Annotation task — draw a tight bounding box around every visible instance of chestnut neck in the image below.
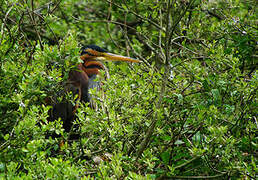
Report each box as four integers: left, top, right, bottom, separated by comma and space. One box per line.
82, 60, 104, 78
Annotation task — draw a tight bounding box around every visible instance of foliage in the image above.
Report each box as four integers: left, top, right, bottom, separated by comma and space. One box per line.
0, 0, 257, 179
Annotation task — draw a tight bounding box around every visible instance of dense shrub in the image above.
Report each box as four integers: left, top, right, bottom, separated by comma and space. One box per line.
0, 0, 256, 179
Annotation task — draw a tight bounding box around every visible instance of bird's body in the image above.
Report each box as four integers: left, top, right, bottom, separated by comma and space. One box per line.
48, 45, 140, 132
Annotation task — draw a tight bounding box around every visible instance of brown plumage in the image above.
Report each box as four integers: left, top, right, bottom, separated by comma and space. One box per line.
48, 45, 140, 132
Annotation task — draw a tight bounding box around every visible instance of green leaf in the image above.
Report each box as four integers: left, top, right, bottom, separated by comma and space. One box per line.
175, 140, 185, 145
161, 151, 170, 165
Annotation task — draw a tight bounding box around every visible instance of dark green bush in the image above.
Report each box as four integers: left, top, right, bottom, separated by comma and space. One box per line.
0, 0, 256, 179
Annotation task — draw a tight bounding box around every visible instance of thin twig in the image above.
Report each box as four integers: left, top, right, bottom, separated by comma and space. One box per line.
0, 4, 14, 45
158, 172, 228, 179
22, 0, 43, 50
105, 0, 165, 31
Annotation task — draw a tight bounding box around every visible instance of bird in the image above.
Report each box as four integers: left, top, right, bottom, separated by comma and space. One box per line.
48, 45, 140, 133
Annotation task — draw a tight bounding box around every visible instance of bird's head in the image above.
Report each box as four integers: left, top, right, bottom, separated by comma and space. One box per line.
80, 45, 140, 63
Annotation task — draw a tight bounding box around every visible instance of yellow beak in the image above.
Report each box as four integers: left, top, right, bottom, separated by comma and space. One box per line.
96, 52, 140, 63
80, 48, 141, 63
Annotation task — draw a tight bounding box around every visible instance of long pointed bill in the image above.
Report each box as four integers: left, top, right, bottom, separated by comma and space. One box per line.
98, 52, 141, 63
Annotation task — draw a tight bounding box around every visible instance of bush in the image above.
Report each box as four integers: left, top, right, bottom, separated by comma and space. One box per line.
0, 0, 256, 179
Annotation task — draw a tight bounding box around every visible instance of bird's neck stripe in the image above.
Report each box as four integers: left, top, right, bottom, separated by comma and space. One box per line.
83, 61, 104, 70
81, 61, 104, 77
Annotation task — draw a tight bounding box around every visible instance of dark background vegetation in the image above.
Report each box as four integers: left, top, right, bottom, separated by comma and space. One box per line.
0, 0, 257, 179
